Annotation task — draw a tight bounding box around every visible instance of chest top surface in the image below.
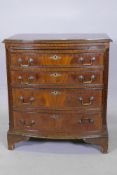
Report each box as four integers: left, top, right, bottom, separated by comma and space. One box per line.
3, 33, 112, 43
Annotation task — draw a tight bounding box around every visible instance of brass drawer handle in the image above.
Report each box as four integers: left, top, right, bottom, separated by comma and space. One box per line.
50, 55, 61, 61
19, 96, 35, 104
79, 75, 96, 84
79, 57, 96, 66
28, 76, 35, 82
50, 114, 59, 119
18, 75, 23, 82
25, 76, 35, 85
50, 73, 61, 78
18, 75, 34, 85
19, 119, 36, 128
78, 118, 94, 124
79, 96, 94, 106
18, 58, 34, 67
51, 90, 61, 96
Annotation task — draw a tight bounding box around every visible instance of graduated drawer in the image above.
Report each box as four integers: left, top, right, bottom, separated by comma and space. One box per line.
12, 88, 102, 110
10, 69, 103, 87
13, 111, 102, 135
10, 52, 104, 67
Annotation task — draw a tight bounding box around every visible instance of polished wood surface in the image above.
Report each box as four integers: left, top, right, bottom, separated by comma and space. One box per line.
12, 88, 102, 109
4, 33, 112, 42
11, 69, 103, 86
13, 111, 102, 134
10, 52, 104, 67
4, 33, 111, 152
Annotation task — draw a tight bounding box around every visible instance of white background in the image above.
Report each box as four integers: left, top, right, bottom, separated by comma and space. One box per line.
0, 0, 117, 175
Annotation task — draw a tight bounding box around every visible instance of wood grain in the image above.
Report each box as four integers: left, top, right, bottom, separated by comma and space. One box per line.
4, 33, 111, 152
10, 69, 103, 87
13, 111, 102, 135
12, 88, 103, 110
10, 52, 104, 67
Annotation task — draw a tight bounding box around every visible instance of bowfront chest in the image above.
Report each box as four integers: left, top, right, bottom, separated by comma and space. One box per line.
4, 34, 112, 152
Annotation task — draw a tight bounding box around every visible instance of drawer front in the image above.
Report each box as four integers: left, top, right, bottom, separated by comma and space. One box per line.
13, 111, 102, 134
12, 88, 102, 109
10, 52, 104, 67
11, 70, 103, 86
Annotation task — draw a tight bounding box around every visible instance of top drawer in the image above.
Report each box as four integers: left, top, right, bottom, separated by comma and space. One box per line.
10, 51, 104, 68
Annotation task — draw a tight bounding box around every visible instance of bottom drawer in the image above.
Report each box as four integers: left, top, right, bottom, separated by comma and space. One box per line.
13, 111, 102, 136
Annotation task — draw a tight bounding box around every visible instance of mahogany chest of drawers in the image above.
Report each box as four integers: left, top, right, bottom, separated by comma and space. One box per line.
4, 34, 112, 153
